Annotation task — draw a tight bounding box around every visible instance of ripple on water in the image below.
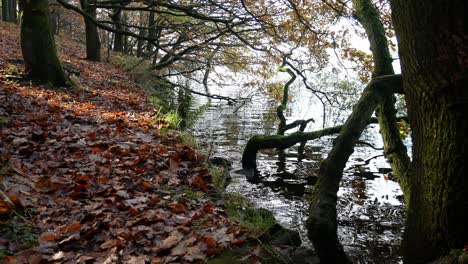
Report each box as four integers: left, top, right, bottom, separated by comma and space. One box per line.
193, 92, 407, 263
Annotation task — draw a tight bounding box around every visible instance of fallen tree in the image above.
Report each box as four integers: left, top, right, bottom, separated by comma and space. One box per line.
241, 112, 408, 170
242, 125, 342, 169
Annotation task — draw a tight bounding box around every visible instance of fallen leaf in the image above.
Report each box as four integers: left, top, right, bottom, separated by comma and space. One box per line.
100, 239, 120, 249
161, 231, 184, 249
205, 237, 217, 248
39, 232, 62, 243
91, 147, 103, 153
35, 176, 61, 192
57, 222, 82, 233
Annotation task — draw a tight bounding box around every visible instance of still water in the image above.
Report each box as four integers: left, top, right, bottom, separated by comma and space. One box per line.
192, 86, 407, 263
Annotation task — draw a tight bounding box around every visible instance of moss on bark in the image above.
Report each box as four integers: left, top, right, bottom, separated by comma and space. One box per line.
353, 0, 411, 203
20, 0, 67, 86
391, 0, 468, 262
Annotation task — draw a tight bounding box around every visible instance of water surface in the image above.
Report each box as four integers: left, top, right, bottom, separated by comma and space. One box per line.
192, 87, 406, 263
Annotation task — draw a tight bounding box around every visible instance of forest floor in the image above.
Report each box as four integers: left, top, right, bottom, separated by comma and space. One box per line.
0, 22, 284, 263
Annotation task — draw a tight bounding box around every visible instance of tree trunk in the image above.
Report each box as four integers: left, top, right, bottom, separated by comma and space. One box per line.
353, 0, 411, 202
147, 9, 155, 52
306, 74, 402, 263
20, 0, 67, 86
390, 0, 468, 262
80, 0, 100, 61
276, 65, 296, 135
110, 5, 123, 52
2, 0, 17, 22
136, 12, 145, 58
48, 0, 58, 35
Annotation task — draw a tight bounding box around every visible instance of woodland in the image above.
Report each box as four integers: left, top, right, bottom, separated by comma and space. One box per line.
0, 0, 467, 263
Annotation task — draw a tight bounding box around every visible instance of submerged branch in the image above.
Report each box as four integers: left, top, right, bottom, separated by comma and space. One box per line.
242, 125, 343, 169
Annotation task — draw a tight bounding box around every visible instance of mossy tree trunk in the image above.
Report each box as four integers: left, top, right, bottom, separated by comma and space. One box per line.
242, 125, 343, 169
390, 0, 468, 262
20, 0, 67, 86
276, 66, 296, 135
353, 0, 411, 202
80, 0, 100, 61
305, 74, 402, 263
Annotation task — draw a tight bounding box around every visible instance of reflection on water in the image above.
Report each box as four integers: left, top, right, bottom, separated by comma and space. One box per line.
192, 88, 406, 263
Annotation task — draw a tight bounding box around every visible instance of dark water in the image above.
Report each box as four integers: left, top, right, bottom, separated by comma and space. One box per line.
192, 88, 407, 264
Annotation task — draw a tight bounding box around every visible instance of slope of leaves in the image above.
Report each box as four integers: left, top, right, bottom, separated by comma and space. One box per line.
0, 22, 248, 263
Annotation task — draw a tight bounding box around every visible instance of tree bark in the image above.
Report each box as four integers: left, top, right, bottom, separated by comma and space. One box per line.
390, 0, 468, 262
80, 0, 100, 61
110, 4, 123, 52
353, 0, 411, 202
48, 0, 58, 34
306, 74, 402, 263
20, 0, 67, 86
2, 0, 17, 22
147, 9, 155, 52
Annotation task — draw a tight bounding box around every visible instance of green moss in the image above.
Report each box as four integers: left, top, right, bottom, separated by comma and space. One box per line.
0, 116, 11, 126
209, 167, 226, 191
222, 193, 276, 236
0, 211, 39, 259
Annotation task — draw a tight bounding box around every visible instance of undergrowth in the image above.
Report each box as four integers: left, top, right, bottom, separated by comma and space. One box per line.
0, 210, 38, 259
209, 168, 276, 237
111, 54, 209, 130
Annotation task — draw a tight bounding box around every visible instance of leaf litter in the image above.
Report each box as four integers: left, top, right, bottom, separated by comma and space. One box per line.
0, 22, 250, 263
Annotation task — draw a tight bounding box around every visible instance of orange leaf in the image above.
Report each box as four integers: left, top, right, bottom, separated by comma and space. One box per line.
141, 181, 152, 189
205, 237, 217, 248
39, 232, 62, 242
159, 146, 168, 154
0, 199, 14, 214
91, 147, 103, 154
58, 222, 82, 233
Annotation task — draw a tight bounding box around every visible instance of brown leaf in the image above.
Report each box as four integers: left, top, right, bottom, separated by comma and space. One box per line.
170, 202, 186, 214
34, 176, 61, 192
57, 222, 82, 233
183, 244, 205, 261
13, 249, 43, 264
204, 237, 217, 248
161, 231, 184, 250
100, 239, 120, 249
